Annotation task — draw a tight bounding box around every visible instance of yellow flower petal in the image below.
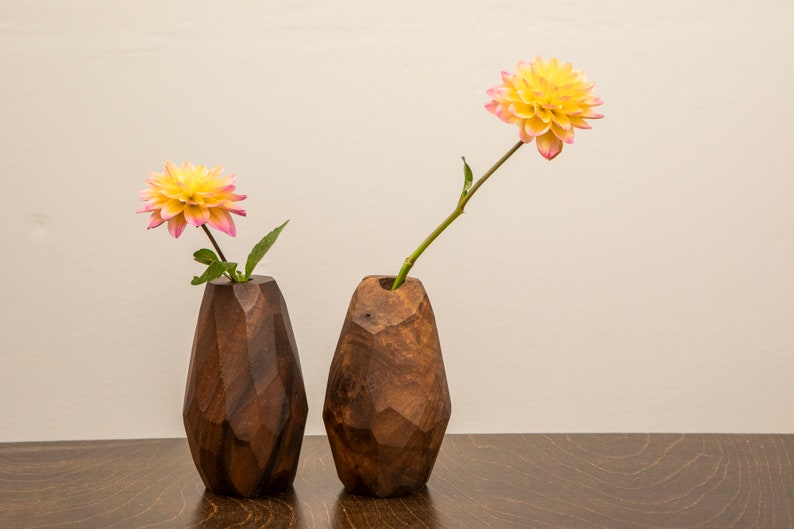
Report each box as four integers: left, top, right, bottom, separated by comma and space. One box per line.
523, 116, 551, 137
536, 131, 563, 160
551, 110, 571, 131
160, 199, 184, 220
551, 123, 575, 144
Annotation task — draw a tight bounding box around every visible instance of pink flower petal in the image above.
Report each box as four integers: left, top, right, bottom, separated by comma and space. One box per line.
183, 204, 210, 227
164, 161, 179, 177
536, 131, 563, 160
138, 197, 166, 212
167, 215, 187, 238
207, 208, 236, 236
226, 193, 247, 203
147, 210, 165, 229
206, 165, 223, 179
222, 202, 246, 216
495, 105, 520, 124
486, 87, 502, 99
518, 125, 535, 144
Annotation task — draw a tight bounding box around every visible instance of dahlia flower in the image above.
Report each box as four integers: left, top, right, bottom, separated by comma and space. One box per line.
139, 161, 286, 285
391, 58, 603, 290
137, 161, 247, 238
485, 57, 603, 160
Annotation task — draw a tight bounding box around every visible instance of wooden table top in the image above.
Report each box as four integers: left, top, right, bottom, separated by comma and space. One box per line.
1, 434, 793, 528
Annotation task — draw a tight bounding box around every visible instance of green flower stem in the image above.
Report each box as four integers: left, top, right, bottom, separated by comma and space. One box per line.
201, 224, 228, 263
200, 225, 237, 282
392, 140, 525, 290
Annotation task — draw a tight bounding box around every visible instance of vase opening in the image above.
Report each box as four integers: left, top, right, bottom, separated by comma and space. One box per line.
378, 277, 396, 290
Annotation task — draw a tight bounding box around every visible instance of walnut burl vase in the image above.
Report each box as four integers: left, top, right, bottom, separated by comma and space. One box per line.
183, 276, 308, 497
323, 275, 452, 497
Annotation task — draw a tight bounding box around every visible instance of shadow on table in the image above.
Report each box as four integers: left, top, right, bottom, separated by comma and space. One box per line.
333, 487, 442, 528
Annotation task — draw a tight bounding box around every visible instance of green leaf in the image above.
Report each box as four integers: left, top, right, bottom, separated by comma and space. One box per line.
244, 220, 289, 280
460, 157, 473, 199
193, 248, 219, 265
191, 261, 238, 286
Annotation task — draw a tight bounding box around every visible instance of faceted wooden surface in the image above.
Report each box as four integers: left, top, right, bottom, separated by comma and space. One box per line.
183, 275, 308, 497
323, 275, 451, 497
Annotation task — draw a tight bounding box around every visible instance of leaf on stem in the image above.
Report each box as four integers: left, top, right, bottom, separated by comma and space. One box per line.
244, 220, 289, 280
191, 261, 238, 285
460, 157, 473, 199
193, 248, 220, 265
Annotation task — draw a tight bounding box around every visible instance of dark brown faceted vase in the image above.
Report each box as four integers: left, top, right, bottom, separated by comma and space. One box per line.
323, 275, 452, 497
183, 275, 308, 497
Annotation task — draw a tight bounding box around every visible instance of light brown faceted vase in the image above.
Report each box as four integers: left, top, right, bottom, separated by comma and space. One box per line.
323, 275, 452, 497
183, 275, 308, 497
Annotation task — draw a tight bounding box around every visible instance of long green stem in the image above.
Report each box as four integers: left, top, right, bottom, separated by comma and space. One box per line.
392, 140, 524, 290
201, 224, 228, 262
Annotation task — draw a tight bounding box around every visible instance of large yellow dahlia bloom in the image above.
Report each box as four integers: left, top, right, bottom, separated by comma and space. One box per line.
485, 57, 603, 160
138, 161, 247, 238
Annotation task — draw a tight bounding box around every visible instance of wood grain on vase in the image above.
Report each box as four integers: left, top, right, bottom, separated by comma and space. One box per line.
183, 275, 308, 497
323, 275, 452, 497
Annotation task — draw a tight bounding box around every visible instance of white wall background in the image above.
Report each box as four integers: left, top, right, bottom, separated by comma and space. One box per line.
1, 1, 793, 442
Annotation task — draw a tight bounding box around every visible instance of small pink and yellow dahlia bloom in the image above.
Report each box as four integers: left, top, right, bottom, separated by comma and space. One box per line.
138, 161, 247, 238
485, 57, 603, 160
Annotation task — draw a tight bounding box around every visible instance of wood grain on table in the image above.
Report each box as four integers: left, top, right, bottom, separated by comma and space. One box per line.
1, 434, 793, 528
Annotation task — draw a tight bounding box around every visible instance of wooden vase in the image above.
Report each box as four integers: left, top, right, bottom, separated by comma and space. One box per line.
183, 276, 308, 497
323, 275, 452, 497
